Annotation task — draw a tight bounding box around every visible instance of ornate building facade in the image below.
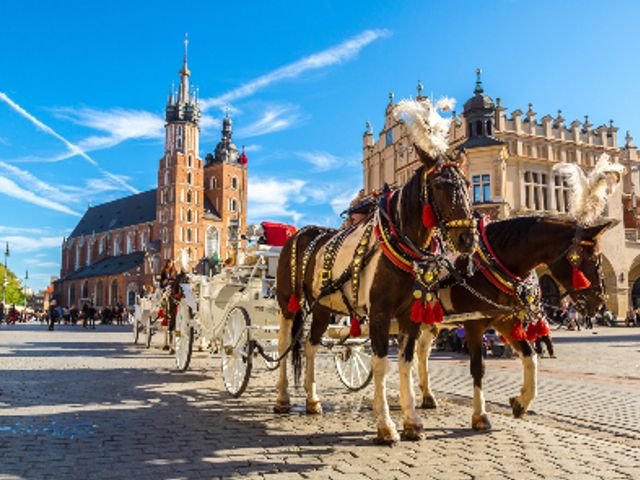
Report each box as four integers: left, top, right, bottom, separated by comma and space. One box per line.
362, 72, 640, 315
54, 42, 248, 309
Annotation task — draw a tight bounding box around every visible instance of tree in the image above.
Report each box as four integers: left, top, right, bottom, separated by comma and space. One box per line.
0, 265, 26, 306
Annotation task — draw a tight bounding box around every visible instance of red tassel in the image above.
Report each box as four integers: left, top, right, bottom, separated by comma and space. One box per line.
499, 335, 509, 344
432, 301, 444, 324
161, 319, 168, 327
157, 308, 165, 318
572, 267, 591, 290
288, 294, 301, 314
349, 316, 362, 337
510, 321, 527, 341
536, 319, 550, 337
422, 204, 437, 228
422, 302, 434, 324
411, 300, 423, 323
526, 322, 538, 341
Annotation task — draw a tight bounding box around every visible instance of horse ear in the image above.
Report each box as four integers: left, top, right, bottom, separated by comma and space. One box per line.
584, 219, 619, 240
414, 144, 438, 167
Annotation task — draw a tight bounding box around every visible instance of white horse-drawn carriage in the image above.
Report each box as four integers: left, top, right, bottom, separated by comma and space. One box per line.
134, 230, 373, 398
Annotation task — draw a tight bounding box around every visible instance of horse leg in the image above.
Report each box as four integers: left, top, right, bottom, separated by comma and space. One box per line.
370, 314, 399, 445
274, 312, 293, 413
465, 321, 491, 430
495, 318, 538, 418
304, 309, 331, 414
417, 326, 438, 409
397, 326, 423, 441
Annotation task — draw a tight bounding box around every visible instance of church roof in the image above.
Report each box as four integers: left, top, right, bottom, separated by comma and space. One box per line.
203, 195, 221, 220
60, 251, 146, 281
69, 189, 157, 239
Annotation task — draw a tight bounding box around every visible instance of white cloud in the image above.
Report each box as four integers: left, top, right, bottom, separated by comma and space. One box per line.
0, 92, 138, 193
296, 151, 340, 171
201, 29, 391, 110
237, 105, 301, 138
248, 177, 307, 223
0, 235, 63, 253
0, 225, 50, 235
24, 259, 59, 268
243, 144, 261, 152
330, 188, 362, 216
0, 176, 80, 216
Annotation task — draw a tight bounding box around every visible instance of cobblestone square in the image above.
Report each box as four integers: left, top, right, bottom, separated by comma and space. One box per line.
0, 324, 639, 479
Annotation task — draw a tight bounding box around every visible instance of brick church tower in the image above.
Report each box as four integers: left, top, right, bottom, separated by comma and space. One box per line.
156, 36, 204, 270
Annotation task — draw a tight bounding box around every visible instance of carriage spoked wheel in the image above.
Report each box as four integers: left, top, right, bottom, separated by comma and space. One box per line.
221, 306, 253, 397
174, 301, 193, 372
334, 341, 373, 391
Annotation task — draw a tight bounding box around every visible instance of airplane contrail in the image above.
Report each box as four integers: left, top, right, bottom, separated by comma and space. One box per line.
0, 92, 139, 194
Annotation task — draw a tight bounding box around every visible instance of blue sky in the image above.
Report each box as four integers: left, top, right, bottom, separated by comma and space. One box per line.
1, 0, 639, 290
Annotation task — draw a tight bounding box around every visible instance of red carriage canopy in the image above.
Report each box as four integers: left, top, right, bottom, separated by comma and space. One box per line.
261, 222, 297, 246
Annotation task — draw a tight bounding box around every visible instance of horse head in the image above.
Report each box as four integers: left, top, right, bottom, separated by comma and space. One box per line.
548, 219, 617, 316
415, 146, 476, 254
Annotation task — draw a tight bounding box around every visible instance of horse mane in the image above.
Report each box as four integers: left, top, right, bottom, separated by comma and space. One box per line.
485, 216, 578, 254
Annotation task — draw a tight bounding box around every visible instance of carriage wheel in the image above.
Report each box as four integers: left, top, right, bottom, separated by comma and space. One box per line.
174, 302, 193, 372
335, 342, 373, 391
221, 307, 252, 397
145, 315, 153, 349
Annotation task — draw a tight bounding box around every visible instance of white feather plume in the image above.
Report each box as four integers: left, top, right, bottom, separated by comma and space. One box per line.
393, 97, 456, 157
553, 153, 626, 225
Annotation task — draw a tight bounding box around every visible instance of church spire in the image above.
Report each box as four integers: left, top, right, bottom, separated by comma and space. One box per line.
178, 33, 190, 103
474, 68, 484, 95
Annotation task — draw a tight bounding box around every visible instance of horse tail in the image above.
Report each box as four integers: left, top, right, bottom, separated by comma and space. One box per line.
291, 310, 304, 386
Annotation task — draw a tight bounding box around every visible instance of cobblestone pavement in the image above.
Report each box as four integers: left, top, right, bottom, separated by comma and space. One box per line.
0, 324, 639, 480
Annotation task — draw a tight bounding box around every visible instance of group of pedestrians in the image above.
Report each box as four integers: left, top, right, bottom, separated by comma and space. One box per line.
46, 300, 130, 330
624, 307, 640, 327
550, 302, 617, 331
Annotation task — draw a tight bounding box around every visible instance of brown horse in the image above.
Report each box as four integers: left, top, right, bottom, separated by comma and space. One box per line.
416, 216, 612, 430
275, 147, 476, 444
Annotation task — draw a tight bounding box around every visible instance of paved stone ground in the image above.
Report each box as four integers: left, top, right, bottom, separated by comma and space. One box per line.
0, 323, 639, 479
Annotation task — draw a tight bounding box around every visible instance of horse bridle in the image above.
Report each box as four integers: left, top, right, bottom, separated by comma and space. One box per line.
423, 161, 476, 240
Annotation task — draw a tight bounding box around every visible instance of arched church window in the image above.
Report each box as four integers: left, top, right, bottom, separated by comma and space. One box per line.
164, 171, 169, 186
113, 236, 120, 256
126, 234, 133, 254
187, 190, 192, 203
486, 120, 492, 136
82, 280, 89, 300
475, 120, 483, 137
188, 155, 193, 168
187, 172, 192, 185
468, 122, 473, 138
187, 228, 192, 243
205, 226, 219, 258
187, 209, 192, 223
231, 176, 238, 190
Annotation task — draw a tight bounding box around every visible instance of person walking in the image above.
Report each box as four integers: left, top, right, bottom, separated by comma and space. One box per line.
625, 308, 636, 327
82, 302, 89, 329
88, 302, 96, 329
48, 301, 58, 331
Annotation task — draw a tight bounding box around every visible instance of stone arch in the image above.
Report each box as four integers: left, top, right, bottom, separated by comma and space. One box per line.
205, 226, 219, 258
81, 280, 90, 300
600, 254, 619, 314
126, 282, 138, 308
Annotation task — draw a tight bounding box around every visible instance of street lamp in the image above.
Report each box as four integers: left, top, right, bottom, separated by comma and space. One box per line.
23, 270, 29, 311
2, 241, 9, 305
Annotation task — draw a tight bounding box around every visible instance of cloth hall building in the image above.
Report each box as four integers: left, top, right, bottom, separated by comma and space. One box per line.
54, 45, 248, 309
362, 72, 640, 316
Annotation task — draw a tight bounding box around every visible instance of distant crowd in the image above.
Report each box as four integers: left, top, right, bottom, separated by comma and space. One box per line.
0, 301, 132, 330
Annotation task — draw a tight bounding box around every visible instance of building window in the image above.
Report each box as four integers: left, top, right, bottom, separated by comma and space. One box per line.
472, 174, 491, 204
554, 175, 570, 213
165, 154, 170, 168
187, 209, 193, 223
231, 176, 238, 190
177, 125, 183, 150
187, 190, 192, 203
110, 280, 118, 305
475, 120, 483, 137
113, 237, 120, 256
75, 244, 80, 270
187, 228, 192, 243
98, 238, 104, 255
486, 120, 492, 136
188, 155, 193, 168
126, 234, 133, 254
164, 171, 169, 186
385, 129, 393, 146
210, 177, 218, 189
524, 171, 548, 211
187, 172, 192, 185
162, 228, 168, 243
86, 242, 92, 265
141, 231, 147, 249
229, 198, 238, 212
82, 281, 89, 300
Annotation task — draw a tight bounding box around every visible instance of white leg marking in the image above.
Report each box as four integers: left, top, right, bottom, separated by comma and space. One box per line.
472, 386, 487, 417
417, 330, 435, 401
517, 353, 538, 410
304, 341, 320, 404
372, 355, 399, 439
276, 313, 292, 405
398, 355, 422, 428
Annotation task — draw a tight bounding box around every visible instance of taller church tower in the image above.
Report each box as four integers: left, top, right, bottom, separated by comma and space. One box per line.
157, 36, 205, 270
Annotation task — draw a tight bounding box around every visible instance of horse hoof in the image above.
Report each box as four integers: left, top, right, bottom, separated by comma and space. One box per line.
401, 423, 424, 441
273, 400, 291, 414
509, 397, 526, 418
471, 414, 492, 431
420, 395, 439, 409
374, 426, 400, 446
305, 400, 323, 415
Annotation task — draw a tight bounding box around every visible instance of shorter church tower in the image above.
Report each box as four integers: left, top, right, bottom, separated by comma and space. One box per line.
203, 113, 248, 263
156, 36, 205, 270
